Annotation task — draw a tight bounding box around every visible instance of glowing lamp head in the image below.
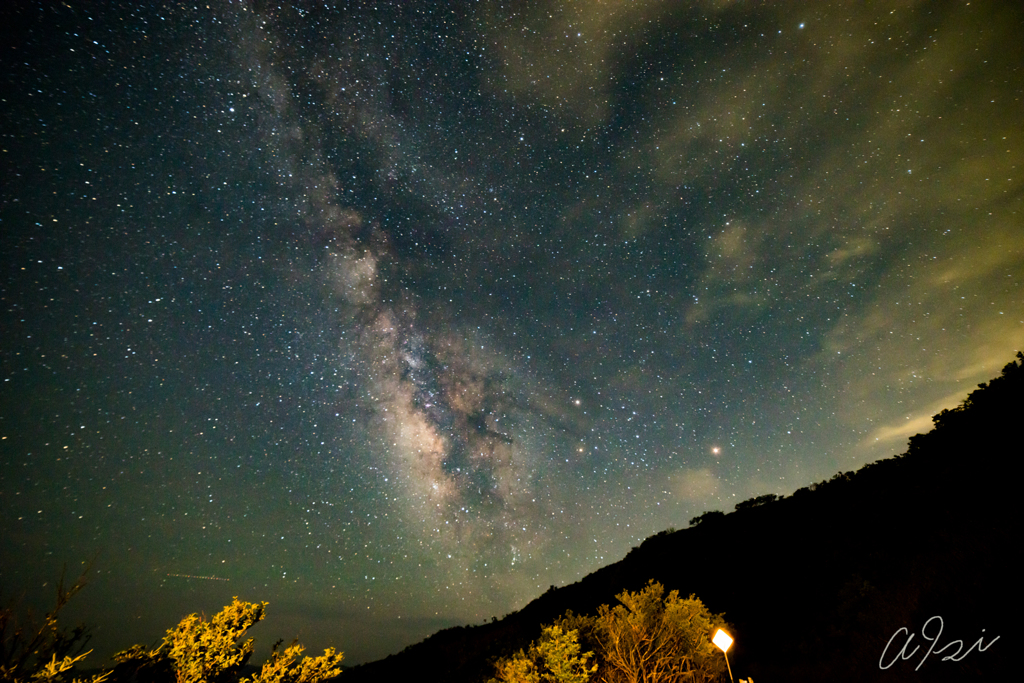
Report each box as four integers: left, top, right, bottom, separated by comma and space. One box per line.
713, 628, 733, 653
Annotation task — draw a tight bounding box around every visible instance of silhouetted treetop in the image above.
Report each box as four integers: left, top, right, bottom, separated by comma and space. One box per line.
935, 351, 1021, 427
908, 351, 1021, 455
735, 493, 778, 511
687, 510, 724, 527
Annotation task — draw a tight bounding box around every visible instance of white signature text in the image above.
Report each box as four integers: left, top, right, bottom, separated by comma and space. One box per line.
879, 615, 999, 671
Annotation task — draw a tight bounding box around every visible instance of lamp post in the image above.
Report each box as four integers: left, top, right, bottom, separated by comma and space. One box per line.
712, 628, 735, 683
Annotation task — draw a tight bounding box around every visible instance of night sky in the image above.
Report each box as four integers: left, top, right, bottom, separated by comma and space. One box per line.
2, 0, 1021, 666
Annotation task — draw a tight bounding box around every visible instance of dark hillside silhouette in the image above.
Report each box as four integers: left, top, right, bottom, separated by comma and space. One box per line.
341, 352, 1020, 682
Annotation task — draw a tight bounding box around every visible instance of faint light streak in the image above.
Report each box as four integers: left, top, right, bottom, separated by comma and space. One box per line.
166, 573, 230, 581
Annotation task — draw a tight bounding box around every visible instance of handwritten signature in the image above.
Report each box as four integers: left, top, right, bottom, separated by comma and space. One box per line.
880, 615, 999, 670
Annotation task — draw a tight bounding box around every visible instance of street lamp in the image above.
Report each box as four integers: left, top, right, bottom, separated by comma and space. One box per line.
712, 628, 735, 683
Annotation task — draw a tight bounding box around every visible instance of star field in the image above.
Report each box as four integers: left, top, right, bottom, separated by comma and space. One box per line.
1, 0, 1021, 665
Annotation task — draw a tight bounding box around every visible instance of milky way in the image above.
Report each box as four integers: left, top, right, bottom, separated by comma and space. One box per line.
231, 4, 572, 598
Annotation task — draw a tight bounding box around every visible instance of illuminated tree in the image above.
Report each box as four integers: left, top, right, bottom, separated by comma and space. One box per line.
113, 598, 342, 683
491, 624, 596, 683
157, 597, 266, 683
242, 641, 343, 683
490, 649, 540, 683
594, 581, 727, 683
15, 651, 110, 683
